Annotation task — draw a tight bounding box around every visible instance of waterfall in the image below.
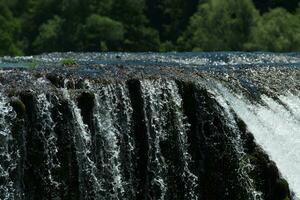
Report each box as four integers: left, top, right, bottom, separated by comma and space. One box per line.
140, 79, 198, 200
0, 77, 294, 199
33, 93, 60, 197
91, 83, 135, 199
214, 83, 300, 199
0, 52, 298, 200
62, 85, 102, 199
213, 89, 263, 200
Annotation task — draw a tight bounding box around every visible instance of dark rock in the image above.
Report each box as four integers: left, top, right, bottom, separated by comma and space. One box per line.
77, 91, 95, 107
235, 116, 256, 153
116, 64, 124, 69
75, 78, 85, 89
10, 97, 26, 116
77, 91, 95, 130
46, 73, 64, 88
266, 161, 280, 182
274, 178, 290, 200
51, 98, 80, 199
127, 79, 150, 199
66, 79, 75, 89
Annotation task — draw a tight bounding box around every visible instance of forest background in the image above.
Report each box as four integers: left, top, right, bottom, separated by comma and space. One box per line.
1, 0, 300, 56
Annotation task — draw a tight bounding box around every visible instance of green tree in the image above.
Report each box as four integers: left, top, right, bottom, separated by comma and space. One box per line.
110, 0, 161, 51
81, 14, 124, 51
21, 0, 61, 54
146, 0, 198, 41
85, 0, 113, 15
252, 0, 300, 13
245, 8, 300, 51
0, 2, 23, 56
146, 0, 199, 51
58, 0, 116, 52
178, 0, 259, 51
33, 16, 64, 53
3, 0, 300, 55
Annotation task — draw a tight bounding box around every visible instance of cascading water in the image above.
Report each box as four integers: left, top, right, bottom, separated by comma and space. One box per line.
214, 83, 300, 199
33, 93, 60, 197
62, 85, 101, 199
0, 93, 17, 200
91, 83, 135, 199
213, 90, 263, 200
140, 79, 198, 199
0, 52, 298, 200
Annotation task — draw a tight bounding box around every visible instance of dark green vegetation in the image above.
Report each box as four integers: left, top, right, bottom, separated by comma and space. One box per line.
1, 0, 300, 55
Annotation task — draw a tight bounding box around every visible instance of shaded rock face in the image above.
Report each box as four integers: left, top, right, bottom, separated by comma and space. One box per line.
0, 72, 293, 200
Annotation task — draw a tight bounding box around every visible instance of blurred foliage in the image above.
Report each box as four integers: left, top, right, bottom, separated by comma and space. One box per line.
252, 0, 300, 13
33, 16, 64, 52
81, 15, 124, 51
245, 8, 300, 51
0, 1, 23, 55
0, 0, 300, 56
178, 0, 259, 51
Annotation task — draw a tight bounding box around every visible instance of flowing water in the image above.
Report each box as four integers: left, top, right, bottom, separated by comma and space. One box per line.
0, 52, 298, 200
0, 93, 17, 200
140, 79, 198, 199
214, 84, 300, 198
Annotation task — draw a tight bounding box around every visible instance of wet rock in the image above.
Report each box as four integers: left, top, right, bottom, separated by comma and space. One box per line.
66, 78, 75, 89
10, 97, 26, 116
274, 178, 290, 200
77, 91, 95, 129
116, 64, 124, 69
75, 78, 85, 89
127, 79, 149, 199
77, 92, 95, 109
46, 73, 64, 88
266, 161, 280, 182
235, 117, 256, 152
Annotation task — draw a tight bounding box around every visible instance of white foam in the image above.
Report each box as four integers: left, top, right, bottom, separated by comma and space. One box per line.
215, 84, 300, 198
279, 93, 300, 120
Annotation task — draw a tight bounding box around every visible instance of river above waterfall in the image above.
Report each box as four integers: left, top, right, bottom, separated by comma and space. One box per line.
0, 52, 299, 200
